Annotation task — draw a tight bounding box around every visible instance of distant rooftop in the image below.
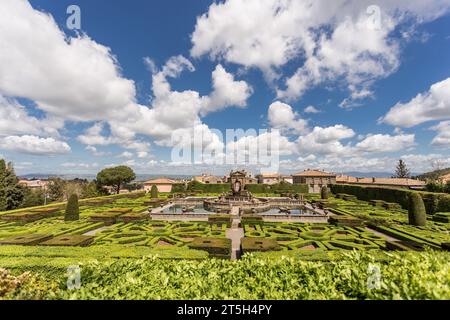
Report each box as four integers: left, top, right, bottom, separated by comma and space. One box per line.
293, 169, 336, 177
336, 175, 426, 187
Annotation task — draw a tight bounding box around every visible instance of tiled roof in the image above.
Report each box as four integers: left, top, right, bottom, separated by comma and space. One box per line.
337, 175, 426, 186
293, 169, 336, 177
144, 178, 175, 184
336, 175, 358, 183
258, 173, 280, 178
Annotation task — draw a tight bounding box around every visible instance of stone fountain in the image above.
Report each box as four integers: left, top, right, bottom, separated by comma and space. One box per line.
203, 170, 271, 213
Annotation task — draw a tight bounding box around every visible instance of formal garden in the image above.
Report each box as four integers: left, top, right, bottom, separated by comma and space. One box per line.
1, 175, 450, 299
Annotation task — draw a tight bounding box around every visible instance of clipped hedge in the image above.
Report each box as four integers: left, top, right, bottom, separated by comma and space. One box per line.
328, 216, 363, 227
208, 215, 232, 227
241, 215, 264, 226
246, 183, 309, 194
331, 184, 450, 214
408, 193, 427, 226
432, 212, 450, 223
185, 181, 229, 193
170, 181, 309, 195
64, 194, 79, 221
241, 237, 281, 253
188, 237, 231, 258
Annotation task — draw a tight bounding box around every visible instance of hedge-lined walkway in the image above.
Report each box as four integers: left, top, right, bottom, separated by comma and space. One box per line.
226, 218, 244, 260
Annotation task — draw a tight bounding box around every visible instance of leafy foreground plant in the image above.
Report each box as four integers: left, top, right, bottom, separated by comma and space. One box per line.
3, 251, 450, 300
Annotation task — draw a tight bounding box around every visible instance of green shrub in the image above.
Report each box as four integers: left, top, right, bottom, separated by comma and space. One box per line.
241, 215, 264, 226
343, 195, 357, 201
40, 235, 94, 247
188, 237, 231, 258
369, 200, 386, 207
171, 183, 187, 193
241, 237, 281, 253
0, 234, 53, 246
150, 185, 158, 199
64, 194, 79, 221
383, 202, 402, 210
321, 186, 329, 200
208, 215, 232, 227
432, 212, 450, 223
408, 193, 427, 226
328, 216, 363, 227
246, 183, 308, 194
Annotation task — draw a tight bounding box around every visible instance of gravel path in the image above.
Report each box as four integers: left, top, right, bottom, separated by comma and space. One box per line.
226, 218, 244, 260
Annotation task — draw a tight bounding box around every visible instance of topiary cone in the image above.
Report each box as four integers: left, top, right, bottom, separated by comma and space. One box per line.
65, 193, 80, 221
150, 185, 158, 199
321, 186, 329, 200
408, 193, 426, 226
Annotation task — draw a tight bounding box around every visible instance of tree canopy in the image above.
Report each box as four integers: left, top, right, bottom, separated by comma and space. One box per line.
0, 159, 25, 211
96, 166, 136, 194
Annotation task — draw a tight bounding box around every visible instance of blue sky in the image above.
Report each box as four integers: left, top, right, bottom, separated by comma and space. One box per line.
0, 0, 449, 176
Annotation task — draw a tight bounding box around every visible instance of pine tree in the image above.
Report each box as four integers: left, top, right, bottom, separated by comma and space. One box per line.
394, 160, 411, 178
0, 159, 25, 211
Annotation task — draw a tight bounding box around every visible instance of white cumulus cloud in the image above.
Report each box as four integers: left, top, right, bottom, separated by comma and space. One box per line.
381, 77, 450, 127
268, 101, 309, 135
0, 135, 71, 155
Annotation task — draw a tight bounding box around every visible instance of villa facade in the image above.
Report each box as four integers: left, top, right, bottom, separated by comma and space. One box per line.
143, 178, 175, 193
256, 173, 281, 185
292, 169, 336, 193
193, 174, 225, 184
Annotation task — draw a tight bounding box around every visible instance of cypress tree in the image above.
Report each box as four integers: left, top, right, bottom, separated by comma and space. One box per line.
408, 193, 426, 226
65, 194, 79, 221
151, 185, 158, 199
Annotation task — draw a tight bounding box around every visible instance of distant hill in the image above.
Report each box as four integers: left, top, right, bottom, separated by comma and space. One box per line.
415, 168, 450, 181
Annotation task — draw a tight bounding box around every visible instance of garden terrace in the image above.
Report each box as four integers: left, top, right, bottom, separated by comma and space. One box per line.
243, 222, 386, 252
0, 191, 448, 271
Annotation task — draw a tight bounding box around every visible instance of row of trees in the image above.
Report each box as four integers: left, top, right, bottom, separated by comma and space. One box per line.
0, 159, 138, 211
